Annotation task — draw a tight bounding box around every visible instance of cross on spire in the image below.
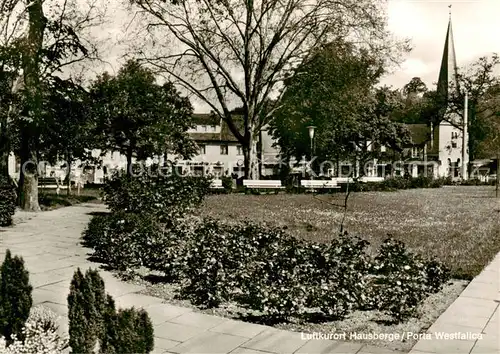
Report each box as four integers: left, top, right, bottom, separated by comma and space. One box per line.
449, 4, 452, 17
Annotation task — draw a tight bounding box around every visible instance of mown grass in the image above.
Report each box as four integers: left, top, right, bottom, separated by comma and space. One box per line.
38, 187, 102, 210
198, 186, 500, 280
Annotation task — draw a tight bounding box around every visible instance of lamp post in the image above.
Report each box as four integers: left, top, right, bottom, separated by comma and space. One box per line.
307, 126, 316, 179
462, 91, 468, 181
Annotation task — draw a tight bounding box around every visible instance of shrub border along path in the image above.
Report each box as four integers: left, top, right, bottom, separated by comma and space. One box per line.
0, 204, 498, 354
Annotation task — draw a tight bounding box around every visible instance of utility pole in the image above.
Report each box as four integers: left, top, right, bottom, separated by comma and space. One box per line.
462, 91, 468, 180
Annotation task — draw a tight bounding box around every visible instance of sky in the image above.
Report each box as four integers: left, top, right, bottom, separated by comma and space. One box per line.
95, 0, 500, 113
383, 0, 500, 90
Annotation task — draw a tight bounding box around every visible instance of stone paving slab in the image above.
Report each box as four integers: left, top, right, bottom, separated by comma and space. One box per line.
154, 321, 207, 342
409, 252, 500, 354
2, 204, 500, 354
168, 331, 248, 353
169, 312, 227, 330
240, 329, 307, 354
294, 339, 364, 354
209, 319, 268, 339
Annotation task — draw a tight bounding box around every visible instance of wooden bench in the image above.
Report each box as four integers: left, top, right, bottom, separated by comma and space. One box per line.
209, 179, 224, 190
301, 179, 340, 192
331, 177, 354, 184
38, 177, 65, 189
359, 176, 384, 183
243, 179, 284, 194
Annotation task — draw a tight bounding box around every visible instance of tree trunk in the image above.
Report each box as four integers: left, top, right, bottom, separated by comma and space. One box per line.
18, 0, 46, 211
18, 137, 40, 211
0, 121, 8, 177
66, 154, 71, 196
496, 153, 499, 198
243, 135, 259, 180
126, 147, 133, 176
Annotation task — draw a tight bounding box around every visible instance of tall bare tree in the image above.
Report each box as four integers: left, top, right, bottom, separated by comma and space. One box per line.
128, 0, 408, 179
0, 0, 107, 210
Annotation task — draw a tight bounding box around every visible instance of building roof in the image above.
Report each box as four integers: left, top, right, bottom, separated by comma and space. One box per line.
437, 17, 459, 101
189, 114, 243, 143
192, 113, 219, 125
406, 123, 440, 155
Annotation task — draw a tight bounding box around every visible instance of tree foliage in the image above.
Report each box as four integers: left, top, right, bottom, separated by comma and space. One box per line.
90, 60, 196, 173
0, 0, 107, 210
129, 0, 409, 178
269, 41, 410, 169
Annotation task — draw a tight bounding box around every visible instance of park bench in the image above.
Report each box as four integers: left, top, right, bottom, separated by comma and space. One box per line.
243, 179, 284, 194
331, 177, 354, 184
38, 177, 65, 189
301, 179, 340, 192
359, 176, 384, 183
209, 179, 224, 191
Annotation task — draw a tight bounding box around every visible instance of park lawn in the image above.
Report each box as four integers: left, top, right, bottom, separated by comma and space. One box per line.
198, 186, 500, 280
38, 187, 102, 210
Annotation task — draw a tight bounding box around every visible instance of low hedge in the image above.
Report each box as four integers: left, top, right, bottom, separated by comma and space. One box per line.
83, 212, 451, 323
346, 176, 447, 192
0, 176, 16, 227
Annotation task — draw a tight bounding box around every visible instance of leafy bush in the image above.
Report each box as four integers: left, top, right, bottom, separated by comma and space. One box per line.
382, 177, 411, 190
67, 268, 106, 353
81, 214, 111, 249
309, 233, 371, 318
102, 165, 211, 224
0, 306, 68, 354
424, 259, 451, 293
0, 177, 16, 227
369, 239, 430, 321
240, 236, 313, 319
0, 250, 33, 343
180, 219, 246, 308
459, 178, 496, 186
409, 176, 433, 189
100, 296, 154, 354
85, 212, 163, 271
221, 175, 233, 193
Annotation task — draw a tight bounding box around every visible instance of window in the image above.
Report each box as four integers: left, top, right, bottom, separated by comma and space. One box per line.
198, 145, 206, 155
220, 144, 228, 155
212, 125, 217, 132
451, 141, 457, 148
203, 125, 208, 132
451, 131, 459, 139
237, 145, 243, 155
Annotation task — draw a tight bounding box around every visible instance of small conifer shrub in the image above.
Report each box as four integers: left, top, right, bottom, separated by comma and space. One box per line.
67, 268, 106, 353
0, 250, 33, 343
68, 268, 154, 353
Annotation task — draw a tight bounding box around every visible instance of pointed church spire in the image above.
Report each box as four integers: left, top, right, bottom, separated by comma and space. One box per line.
437, 12, 459, 101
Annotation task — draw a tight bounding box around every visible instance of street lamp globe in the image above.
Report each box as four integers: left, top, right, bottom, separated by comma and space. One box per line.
307, 126, 316, 140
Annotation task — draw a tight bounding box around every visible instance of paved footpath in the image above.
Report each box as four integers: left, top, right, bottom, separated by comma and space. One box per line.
409, 253, 500, 354
0, 204, 498, 354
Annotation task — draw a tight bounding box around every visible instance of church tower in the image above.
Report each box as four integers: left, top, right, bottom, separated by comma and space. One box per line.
436, 12, 468, 178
